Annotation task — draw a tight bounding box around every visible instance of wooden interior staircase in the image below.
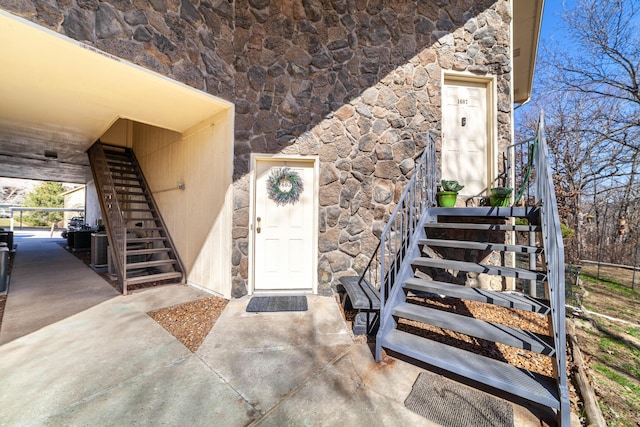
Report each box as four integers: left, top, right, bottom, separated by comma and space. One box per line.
88, 142, 185, 294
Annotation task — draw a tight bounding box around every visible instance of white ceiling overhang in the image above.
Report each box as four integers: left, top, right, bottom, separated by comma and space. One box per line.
0, 10, 231, 183
512, 0, 545, 105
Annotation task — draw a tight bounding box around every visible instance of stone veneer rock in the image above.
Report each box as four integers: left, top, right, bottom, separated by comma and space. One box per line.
2, 0, 513, 297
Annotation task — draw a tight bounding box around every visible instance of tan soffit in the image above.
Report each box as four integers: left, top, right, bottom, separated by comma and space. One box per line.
512, 0, 544, 105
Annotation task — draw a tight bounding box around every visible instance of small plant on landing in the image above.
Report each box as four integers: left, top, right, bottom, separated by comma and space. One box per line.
437, 179, 464, 207
489, 186, 513, 207
441, 180, 464, 192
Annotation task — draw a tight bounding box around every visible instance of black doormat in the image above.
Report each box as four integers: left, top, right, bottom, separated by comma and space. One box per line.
404, 372, 514, 427
246, 296, 308, 312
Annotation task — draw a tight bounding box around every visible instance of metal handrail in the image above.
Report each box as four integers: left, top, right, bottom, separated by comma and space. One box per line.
88, 142, 128, 291
534, 112, 570, 425
357, 134, 436, 294
378, 134, 436, 304
507, 136, 537, 205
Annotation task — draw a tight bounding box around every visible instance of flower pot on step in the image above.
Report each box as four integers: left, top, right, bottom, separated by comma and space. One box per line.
489, 187, 512, 207
437, 191, 458, 207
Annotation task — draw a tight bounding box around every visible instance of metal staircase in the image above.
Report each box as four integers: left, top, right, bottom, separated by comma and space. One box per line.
349, 114, 570, 425
88, 142, 185, 294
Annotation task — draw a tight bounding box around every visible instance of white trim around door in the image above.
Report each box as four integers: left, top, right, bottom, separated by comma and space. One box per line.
248, 154, 319, 295
441, 72, 498, 200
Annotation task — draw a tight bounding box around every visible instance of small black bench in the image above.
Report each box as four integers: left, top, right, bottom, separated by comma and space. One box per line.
337, 276, 381, 335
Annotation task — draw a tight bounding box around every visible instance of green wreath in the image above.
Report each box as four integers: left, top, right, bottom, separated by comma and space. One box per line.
267, 167, 304, 206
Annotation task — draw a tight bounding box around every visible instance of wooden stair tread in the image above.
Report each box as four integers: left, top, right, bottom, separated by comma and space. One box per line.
115, 190, 146, 196
126, 259, 177, 269
380, 329, 560, 409
403, 277, 550, 314
412, 257, 546, 281
109, 168, 137, 175
419, 238, 543, 254
127, 247, 172, 255
126, 272, 183, 285
128, 236, 166, 242
105, 183, 142, 188
393, 302, 555, 356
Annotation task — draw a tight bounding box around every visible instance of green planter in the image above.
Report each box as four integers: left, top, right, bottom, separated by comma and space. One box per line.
489, 187, 512, 207
437, 191, 458, 207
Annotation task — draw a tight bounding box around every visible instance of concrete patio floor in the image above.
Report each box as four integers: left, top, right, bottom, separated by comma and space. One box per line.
0, 231, 555, 426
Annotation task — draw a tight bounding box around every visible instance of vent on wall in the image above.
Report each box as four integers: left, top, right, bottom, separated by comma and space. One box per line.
44, 150, 58, 159
514, 48, 521, 57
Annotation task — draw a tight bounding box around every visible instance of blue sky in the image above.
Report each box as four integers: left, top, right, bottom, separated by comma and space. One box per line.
539, 1, 575, 48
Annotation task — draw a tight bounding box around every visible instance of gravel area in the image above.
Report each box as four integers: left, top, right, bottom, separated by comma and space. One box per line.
397, 296, 554, 376
148, 297, 228, 352
59, 244, 229, 351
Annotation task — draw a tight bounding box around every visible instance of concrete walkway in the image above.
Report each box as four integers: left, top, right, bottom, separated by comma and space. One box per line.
0, 232, 119, 344
0, 231, 551, 426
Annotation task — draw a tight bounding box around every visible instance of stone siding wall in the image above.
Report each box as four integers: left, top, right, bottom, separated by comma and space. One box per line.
1, 0, 513, 297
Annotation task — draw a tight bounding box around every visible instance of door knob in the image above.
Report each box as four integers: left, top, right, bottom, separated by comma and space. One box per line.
256, 217, 261, 234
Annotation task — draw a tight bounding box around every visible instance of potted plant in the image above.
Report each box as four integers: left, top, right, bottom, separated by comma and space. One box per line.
489, 187, 513, 207
437, 180, 464, 207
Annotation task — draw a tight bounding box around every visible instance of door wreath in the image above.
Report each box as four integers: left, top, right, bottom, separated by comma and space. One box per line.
267, 167, 304, 206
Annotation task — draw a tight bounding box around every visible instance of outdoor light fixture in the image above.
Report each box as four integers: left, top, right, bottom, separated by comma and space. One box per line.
44, 150, 58, 159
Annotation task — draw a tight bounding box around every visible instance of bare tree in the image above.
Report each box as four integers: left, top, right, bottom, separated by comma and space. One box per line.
547, 0, 640, 137
516, 0, 640, 264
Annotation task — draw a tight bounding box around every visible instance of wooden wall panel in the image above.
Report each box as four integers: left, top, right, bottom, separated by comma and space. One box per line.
132, 109, 233, 297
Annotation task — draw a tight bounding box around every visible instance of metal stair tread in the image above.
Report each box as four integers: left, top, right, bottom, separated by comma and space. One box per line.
412, 257, 546, 281
403, 277, 550, 314
419, 238, 543, 253
126, 259, 177, 269
380, 329, 560, 409
429, 207, 539, 218
126, 272, 183, 285
337, 276, 381, 309
393, 302, 555, 356
425, 222, 541, 232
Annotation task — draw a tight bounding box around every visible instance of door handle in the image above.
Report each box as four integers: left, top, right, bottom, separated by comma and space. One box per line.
256, 217, 261, 234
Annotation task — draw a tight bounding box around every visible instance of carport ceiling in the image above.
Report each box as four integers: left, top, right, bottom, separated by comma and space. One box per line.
0, 11, 230, 184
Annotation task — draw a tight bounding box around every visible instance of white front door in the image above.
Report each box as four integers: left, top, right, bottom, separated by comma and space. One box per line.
253, 158, 316, 292
442, 79, 492, 198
